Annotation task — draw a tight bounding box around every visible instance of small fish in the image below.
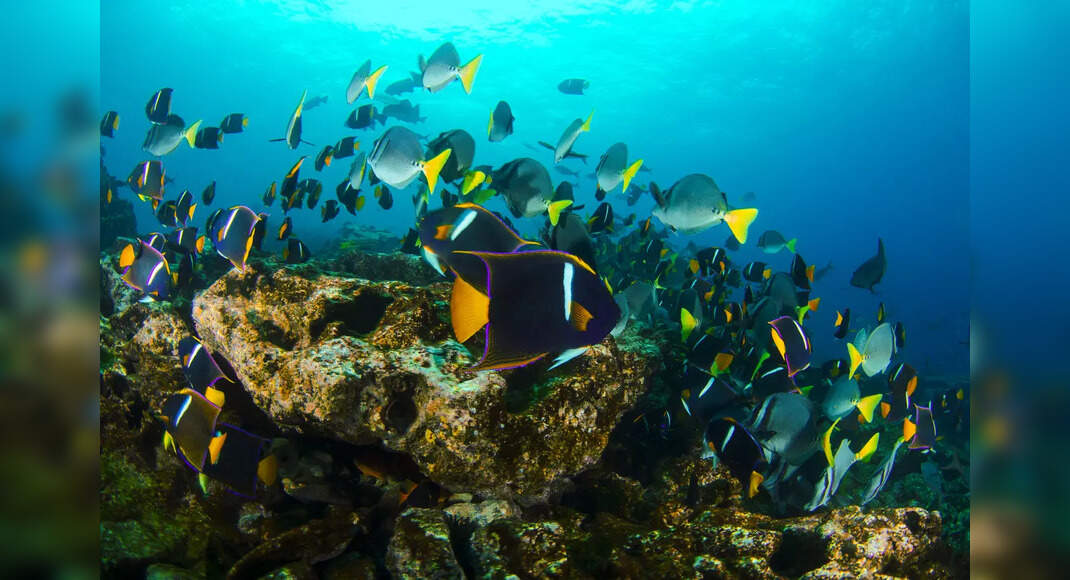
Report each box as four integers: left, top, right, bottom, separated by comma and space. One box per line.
877, 302, 886, 323
219, 113, 247, 134
550, 212, 597, 271
651, 174, 757, 242
821, 376, 882, 422
790, 253, 814, 290
199, 423, 275, 497
594, 142, 643, 195
208, 205, 260, 271
750, 392, 818, 464
894, 322, 905, 350
348, 152, 367, 190
347, 59, 389, 103
262, 182, 277, 207
118, 241, 171, 300
881, 362, 917, 421
587, 201, 613, 234
743, 262, 768, 282
557, 78, 589, 95
334, 136, 359, 159
142, 114, 198, 156
283, 238, 310, 264
375, 185, 393, 210
385, 72, 422, 96
145, 88, 173, 123
545, 111, 593, 164
757, 230, 796, 254
314, 145, 334, 171
167, 226, 204, 255
346, 104, 380, 129
251, 213, 268, 251
492, 157, 570, 224
850, 238, 886, 292
303, 95, 327, 110
369, 126, 451, 193
488, 101, 515, 142
100, 111, 119, 137
426, 129, 475, 184
269, 90, 311, 149
847, 322, 895, 378
178, 336, 231, 396
174, 189, 197, 226
705, 417, 766, 498
833, 308, 851, 339
321, 199, 340, 222
191, 125, 224, 149
279, 157, 306, 213
768, 316, 812, 377
447, 250, 620, 371
860, 438, 905, 505
419, 42, 483, 94
201, 181, 216, 206
156, 200, 180, 227
277, 217, 292, 241
302, 178, 323, 209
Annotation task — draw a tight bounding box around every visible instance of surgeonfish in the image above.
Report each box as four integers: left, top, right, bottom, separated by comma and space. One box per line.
757, 230, 796, 254
491, 157, 571, 225
269, 90, 309, 149
594, 142, 643, 195
368, 126, 451, 193
545, 111, 593, 164
347, 59, 389, 103
426, 129, 475, 184
448, 250, 620, 371
419, 42, 483, 94
650, 174, 757, 242
821, 376, 883, 423
850, 238, 886, 292
847, 322, 894, 378
488, 101, 515, 142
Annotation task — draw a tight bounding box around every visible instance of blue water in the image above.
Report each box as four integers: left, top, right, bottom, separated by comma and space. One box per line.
101, 0, 968, 378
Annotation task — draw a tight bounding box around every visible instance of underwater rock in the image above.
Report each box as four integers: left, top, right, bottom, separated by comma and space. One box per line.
444, 498, 520, 529
320, 249, 441, 286
145, 563, 202, 580
100, 258, 141, 317
469, 518, 576, 578
225, 508, 360, 579
386, 508, 465, 579
192, 265, 661, 499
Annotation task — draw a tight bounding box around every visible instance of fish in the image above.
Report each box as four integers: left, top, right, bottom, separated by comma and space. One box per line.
302, 179, 323, 209
419, 42, 483, 94
805, 428, 877, 511
850, 238, 886, 292
847, 322, 894, 378
321, 199, 340, 222
426, 129, 475, 184
201, 181, 216, 206
219, 113, 247, 134
381, 100, 425, 124
279, 157, 306, 213
385, 72, 422, 96
650, 174, 758, 242
790, 253, 814, 290
558, 78, 589, 95
419, 202, 538, 280
554, 165, 581, 178
262, 182, 277, 207
199, 422, 275, 497
142, 114, 198, 156
750, 360, 798, 398
488, 101, 515, 142
448, 250, 620, 371
546, 111, 593, 164
314, 145, 334, 172
277, 217, 292, 240
118, 241, 171, 300
750, 392, 818, 464
156, 200, 180, 228
334, 136, 359, 159
336, 180, 363, 215
348, 152, 368, 190
178, 336, 231, 397
100, 111, 119, 137
283, 238, 310, 264
549, 212, 597, 271
594, 142, 643, 195
303, 95, 327, 110
167, 227, 205, 255
269, 90, 310, 149
145, 88, 173, 123
813, 261, 834, 281
346, 104, 380, 130
894, 322, 905, 350
368, 126, 451, 193
768, 316, 812, 377
399, 228, 421, 255
491, 158, 571, 225
173, 189, 197, 226
587, 201, 613, 234
251, 214, 268, 251
743, 262, 768, 282
705, 418, 766, 498
375, 185, 393, 210
160, 388, 222, 470
904, 402, 937, 450
860, 438, 905, 505
208, 205, 260, 271
189, 125, 223, 149
877, 302, 886, 323
833, 308, 851, 339
757, 230, 796, 254
882, 362, 917, 420
821, 376, 883, 422
347, 59, 389, 103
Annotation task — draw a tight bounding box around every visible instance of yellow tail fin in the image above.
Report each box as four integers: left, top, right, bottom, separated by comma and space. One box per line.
547, 199, 573, 226
786, 238, 797, 253
458, 54, 483, 94
366, 64, 388, 99
856, 393, 883, 423
823, 418, 841, 465
847, 342, 863, 379
421, 148, 452, 194
462, 170, 486, 195
581, 110, 594, 132
724, 208, 758, 244
856, 433, 879, 462
680, 308, 697, 342
621, 159, 643, 192
184, 120, 202, 147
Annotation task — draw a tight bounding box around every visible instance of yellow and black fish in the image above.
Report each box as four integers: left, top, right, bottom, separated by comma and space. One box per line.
100, 111, 119, 137
283, 238, 310, 264
219, 113, 247, 134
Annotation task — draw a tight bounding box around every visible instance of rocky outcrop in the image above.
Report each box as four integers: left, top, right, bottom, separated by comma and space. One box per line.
191, 265, 662, 500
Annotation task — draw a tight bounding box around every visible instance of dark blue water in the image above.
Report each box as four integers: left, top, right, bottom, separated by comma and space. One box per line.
101, 0, 969, 378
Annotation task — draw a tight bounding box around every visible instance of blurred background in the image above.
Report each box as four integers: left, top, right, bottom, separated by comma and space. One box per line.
0, 1, 1066, 576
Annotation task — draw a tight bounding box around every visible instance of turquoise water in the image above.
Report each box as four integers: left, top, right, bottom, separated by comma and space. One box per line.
102, 0, 968, 378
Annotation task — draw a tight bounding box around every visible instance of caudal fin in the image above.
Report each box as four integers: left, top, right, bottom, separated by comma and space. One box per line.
366, 65, 388, 100
724, 208, 758, 244
847, 343, 863, 379
680, 308, 697, 342
547, 199, 573, 226
184, 120, 202, 147
855, 433, 879, 462
581, 110, 594, 132
421, 148, 452, 194
458, 54, 483, 94
786, 238, 797, 253
855, 393, 883, 423
621, 159, 643, 192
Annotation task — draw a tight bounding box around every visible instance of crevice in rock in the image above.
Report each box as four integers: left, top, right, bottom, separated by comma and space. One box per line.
246, 310, 296, 350
768, 527, 829, 577
310, 292, 394, 341
444, 511, 479, 579
384, 391, 418, 435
